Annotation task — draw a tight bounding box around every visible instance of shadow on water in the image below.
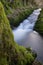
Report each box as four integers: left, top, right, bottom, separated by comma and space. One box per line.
19, 31, 43, 63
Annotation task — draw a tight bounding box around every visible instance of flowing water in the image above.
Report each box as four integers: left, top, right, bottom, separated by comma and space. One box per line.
12, 8, 43, 63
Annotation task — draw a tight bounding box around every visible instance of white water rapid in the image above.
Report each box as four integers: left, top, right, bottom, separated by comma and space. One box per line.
13, 8, 41, 43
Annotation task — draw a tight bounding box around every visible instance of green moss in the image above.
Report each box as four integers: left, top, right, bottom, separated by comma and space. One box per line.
0, 2, 36, 65
34, 9, 43, 35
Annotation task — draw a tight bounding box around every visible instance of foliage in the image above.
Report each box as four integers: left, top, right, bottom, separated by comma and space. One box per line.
8, 7, 34, 27
0, 0, 36, 28
34, 9, 43, 35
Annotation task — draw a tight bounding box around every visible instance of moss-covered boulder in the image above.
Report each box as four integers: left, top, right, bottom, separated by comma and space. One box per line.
34, 9, 43, 35
0, 2, 35, 65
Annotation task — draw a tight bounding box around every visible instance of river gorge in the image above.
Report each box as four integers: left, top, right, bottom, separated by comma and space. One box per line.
13, 8, 43, 63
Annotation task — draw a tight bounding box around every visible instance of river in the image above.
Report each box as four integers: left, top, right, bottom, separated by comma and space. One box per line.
12, 8, 43, 63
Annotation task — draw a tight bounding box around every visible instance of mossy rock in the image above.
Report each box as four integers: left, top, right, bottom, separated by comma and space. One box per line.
0, 2, 35, 65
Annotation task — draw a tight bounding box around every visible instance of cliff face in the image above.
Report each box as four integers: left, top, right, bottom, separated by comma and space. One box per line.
34, 0, 43, 8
